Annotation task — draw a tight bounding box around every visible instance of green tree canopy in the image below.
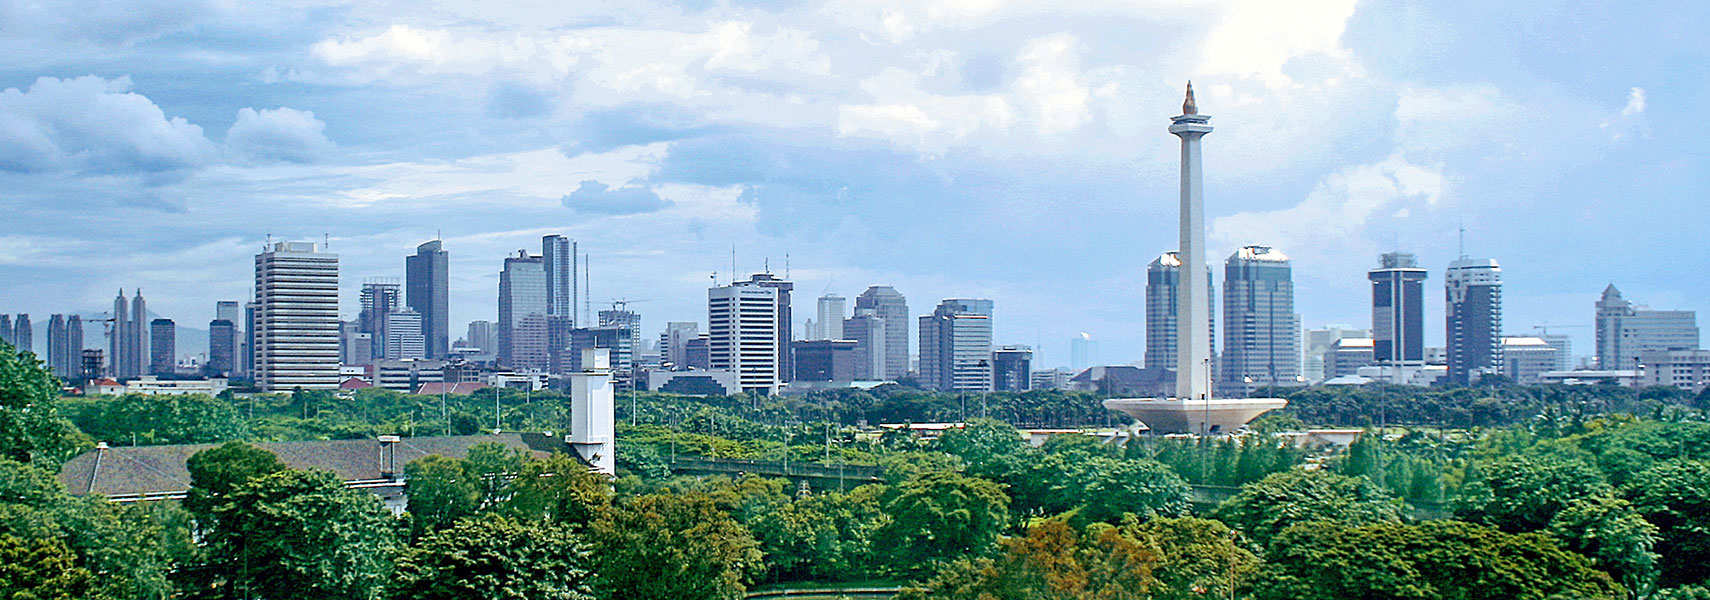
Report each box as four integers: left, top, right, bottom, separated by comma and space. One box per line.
0, 341, 75, 465
1625, 459, 1710, 587
587, 492, 762, 600
63, 393, 248, 447
1124, 516, 1259, 600
1211, 469, 1404, 547
208, 469, 399, 600
876, 470, 1010, 573
502, 453, 612, 527
1455, 454, 1614, 532
899, 518, 1159, 600
183, 441, 287, 525
403, 455, 477, 537
1255, 520, 1624, 600
390, 514, 594, 600
1078, 458, 1192, 525
0, 533, 96, 600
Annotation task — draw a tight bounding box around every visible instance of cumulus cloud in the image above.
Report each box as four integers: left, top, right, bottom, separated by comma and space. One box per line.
1600, 86, 1649, 140
1212, 153, 1445, 271
226, 107, 335, 163
485, 81, 557, 119
561, 180, 672, 215
0, 75, 216, 174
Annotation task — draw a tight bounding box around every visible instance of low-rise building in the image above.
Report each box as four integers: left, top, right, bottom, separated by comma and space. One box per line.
1639, 349, 1710, 392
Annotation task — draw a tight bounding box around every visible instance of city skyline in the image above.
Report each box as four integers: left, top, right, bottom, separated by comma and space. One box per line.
0, 2, 1705, 368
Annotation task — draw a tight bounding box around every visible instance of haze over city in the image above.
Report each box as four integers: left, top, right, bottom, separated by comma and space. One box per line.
1, 0, 1704, 367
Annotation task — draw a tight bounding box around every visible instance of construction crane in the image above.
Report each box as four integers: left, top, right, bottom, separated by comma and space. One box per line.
605, 299, 651, 312
1533, 323, 1590, 336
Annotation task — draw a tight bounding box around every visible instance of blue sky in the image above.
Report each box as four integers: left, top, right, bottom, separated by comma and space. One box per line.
0, 0, 1704, 368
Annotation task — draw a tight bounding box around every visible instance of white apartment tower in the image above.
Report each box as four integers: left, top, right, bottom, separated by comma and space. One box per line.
253, 241, 341, 391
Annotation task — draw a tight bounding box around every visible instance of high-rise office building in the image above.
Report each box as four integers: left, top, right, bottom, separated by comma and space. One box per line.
660, 322, 700, 369
242, 302, 257, 377
214, 301, 241, 376
11, 314, 31, 356
207, 318, 236, 377
855, 286, 909, 380
1221, 246, 1302, 396
741, 273, 794, 381
596, 308, 642, 384
216, 301, 241, 326
359, 279, 401, 360
253, 241, 341, 391
919, 299, 994, 393
791, 339, 859, 382
384, 309, 426, 360
340, 320, 373, 366
1144, 252, 1215, 373
0, 314, 11, 348
109, 290, 147, 379
81, 349, 104, 381
844, 310, 887, 380
543, 235, 578, 326
992, 345, 1033, 392
1540, 334, 1574, 371
684, 335, 711, 370
498, 250, 549, 370
465, 321, 497, 355
47, 314, 82, 379
816, 294, 846, 340
1445, 257, 1503, 385
406, 240, 450, 358
1369, 252, 1427, 365
709, 279, 783, 395
149, 319, 176, 376
1595, 285, 1698, 370
1302, 325, 1370, 382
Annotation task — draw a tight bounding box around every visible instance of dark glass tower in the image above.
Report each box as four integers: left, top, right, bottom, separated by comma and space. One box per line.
1369, 252, 1427, 365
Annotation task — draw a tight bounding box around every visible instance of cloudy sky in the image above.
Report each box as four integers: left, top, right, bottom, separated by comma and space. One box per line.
1, 0, 1704, 367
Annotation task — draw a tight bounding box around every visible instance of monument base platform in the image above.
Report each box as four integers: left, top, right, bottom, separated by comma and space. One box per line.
1102, 397, 1287, 435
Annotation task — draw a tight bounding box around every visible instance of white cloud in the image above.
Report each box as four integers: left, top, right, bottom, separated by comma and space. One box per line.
0, 76, 216, 174
1212, 153, 1445, 272
1600, 86, 1649, 140
226, 107, 335, 163
1195, 0, 1360, 86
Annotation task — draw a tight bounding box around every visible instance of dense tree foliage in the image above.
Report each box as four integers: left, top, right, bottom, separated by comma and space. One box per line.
1625, 459, 1710, 587
898, 519, 1158, 600
64, 394, 248, 446
586, 492, 762, 600
1212, 470, 1405, 547
1255, 520, 1624, 600
0, 533, 96, 600
183, 441, 288, 526
875, 471, 1009, 574
403, 455, 477, 536
0, 341, 76, 465
390, 514, 594, 600
207, 469, 399, 600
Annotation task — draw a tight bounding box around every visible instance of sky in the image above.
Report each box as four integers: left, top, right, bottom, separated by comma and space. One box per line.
0, 0, 1705, 368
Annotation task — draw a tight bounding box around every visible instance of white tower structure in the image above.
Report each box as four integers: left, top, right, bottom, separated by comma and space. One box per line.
1103, 83, 1285, 435
1170, 83, 1214, 401
568, 348, 616, 476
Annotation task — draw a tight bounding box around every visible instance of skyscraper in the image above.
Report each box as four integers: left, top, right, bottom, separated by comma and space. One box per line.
543, 235, 577, 325
254, 241, 341, 391
1143, 252, 1216, 373
1445, 257, 1503, 385
1221, 246, 1302, 396
855, 286, 909, 380
709, 281, 782, 394
498, 250, 549, 370
1595, 285, 1699, 370
992, 345, 1033, 392
207, 318, 235, 377
11, 314, 31, 356
1369, 252, 1428, 365
919, 299, 994, 393
1070, 333, 1097, 371
384, 309, 426, 360
844, 309, 888, 380
150, 318, 176, 376
742, 273, 795, 381
47, 314, 80, 379
596, 308, 642, 384
816, 294, 846, 340
109, 290, 147, 379
406, 240, 450, 358
465, 321, 497, 355
661, 322, 700, 369
359, 280, 401, 360
0, 314, 11, 348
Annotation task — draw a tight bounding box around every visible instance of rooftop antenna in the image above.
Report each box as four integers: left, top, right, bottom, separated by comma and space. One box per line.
1457, 222, 1467, 258
323, 233, 330, 249
731, 245, 737, 285
785, 253, 790, 280
584, 254, 592, 325
764, 257, 770, 274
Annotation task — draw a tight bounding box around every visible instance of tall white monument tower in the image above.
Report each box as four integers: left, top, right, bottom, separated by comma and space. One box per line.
568, 348, 616, 475
1170, 82, 1214, 401
1104, 83, 1286, 435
